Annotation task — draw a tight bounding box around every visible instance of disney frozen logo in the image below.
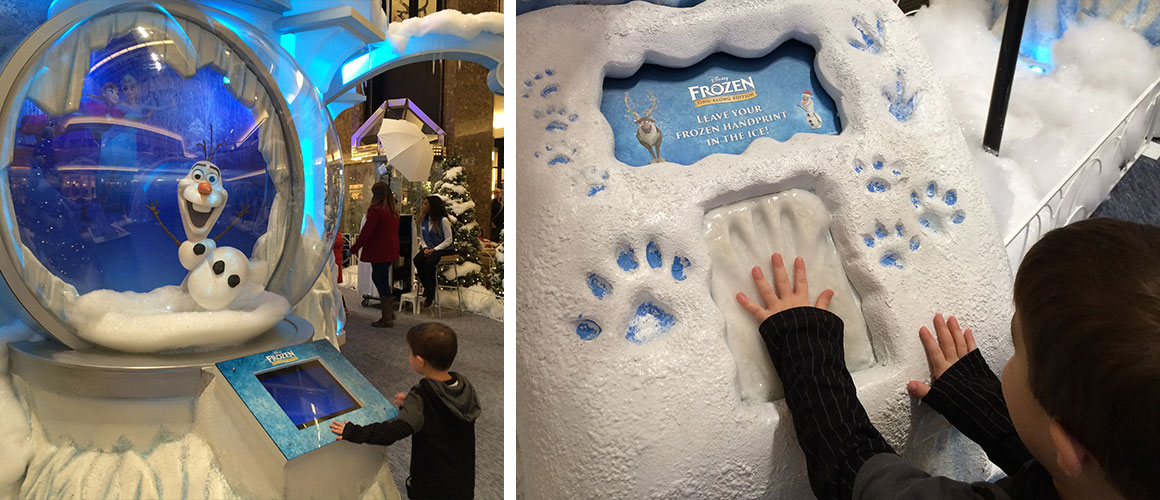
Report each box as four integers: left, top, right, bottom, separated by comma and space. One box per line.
266, 351, 298, 366
688, 76, 757, 108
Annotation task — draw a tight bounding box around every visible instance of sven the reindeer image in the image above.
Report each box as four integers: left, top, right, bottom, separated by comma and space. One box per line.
624, 89, 664, 164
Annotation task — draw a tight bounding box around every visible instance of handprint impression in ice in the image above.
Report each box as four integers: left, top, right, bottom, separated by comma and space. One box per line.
705, 189, 875, 401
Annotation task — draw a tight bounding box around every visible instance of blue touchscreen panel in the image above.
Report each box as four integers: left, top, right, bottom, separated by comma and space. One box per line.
257, 359, 361, 429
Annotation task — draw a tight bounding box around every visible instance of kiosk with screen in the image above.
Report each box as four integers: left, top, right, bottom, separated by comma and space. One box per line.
216, 340, 397, 462
0, 0, 502, 497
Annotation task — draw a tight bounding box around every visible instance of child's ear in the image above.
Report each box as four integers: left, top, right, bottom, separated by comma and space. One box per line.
1049, 420, 1089, 477
414, 355, 427, 369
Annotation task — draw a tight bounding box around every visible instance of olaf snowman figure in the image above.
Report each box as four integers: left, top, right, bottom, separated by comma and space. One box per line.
798, 90, 823, 129
147, 126, 254, 311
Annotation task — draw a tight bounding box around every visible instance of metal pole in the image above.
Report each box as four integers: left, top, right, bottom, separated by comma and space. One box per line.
983, 0, 1031, 155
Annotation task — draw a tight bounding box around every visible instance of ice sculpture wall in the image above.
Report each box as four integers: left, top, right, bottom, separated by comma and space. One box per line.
517, 0, 1017, 497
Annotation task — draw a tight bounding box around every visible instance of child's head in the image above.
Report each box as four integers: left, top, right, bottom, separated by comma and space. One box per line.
406, 322, 458, 373
1009, 217, 1160, 499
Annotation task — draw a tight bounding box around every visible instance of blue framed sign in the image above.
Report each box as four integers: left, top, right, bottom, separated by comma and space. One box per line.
600, 40, 842, 167
217, 340, 398, 460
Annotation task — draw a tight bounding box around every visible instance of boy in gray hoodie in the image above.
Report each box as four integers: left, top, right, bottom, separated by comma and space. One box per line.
331, 322, 481, 500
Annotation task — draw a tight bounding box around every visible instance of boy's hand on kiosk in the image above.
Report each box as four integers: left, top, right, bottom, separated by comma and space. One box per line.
907, 313, 976, 398
330, 420, 348, 440
736, 253, 834, 323
393, 392, 407, 407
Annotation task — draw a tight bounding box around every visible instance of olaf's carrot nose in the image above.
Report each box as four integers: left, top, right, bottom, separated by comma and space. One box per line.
198, 182, 212, 195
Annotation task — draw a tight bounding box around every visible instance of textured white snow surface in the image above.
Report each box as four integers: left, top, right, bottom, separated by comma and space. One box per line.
910, 0, 1160, 236
0, 326, 35, 499
19, 427, 240, 500
386, 10, 504, 53
517, 0, 1015, 497
67, 284, 291, 353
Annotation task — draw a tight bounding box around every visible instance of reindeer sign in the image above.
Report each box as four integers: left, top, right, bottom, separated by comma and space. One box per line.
599, 43, 841, 166
624, 89, 665, 164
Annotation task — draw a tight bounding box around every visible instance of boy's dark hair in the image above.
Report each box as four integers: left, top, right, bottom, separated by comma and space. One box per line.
406, 322, 457, 371
1013, 217, 1160, 500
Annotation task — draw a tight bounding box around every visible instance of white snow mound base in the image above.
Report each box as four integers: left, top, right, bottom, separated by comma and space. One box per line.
517, 0, 1016, 498
68, 285, 291, 352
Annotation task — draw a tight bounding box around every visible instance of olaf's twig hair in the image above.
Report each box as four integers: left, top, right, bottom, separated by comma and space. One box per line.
195, 124, 229, 162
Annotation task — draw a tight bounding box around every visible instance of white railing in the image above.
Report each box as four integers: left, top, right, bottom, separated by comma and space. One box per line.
1003, 76, 1160, 270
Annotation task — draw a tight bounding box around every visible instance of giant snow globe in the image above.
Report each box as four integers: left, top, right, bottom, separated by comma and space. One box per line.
0, 1, 342, 353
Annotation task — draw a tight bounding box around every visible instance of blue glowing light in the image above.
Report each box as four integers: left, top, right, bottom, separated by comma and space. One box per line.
222, 76, 231, 84
342, 53, 370, 84
341, 44, 401, 85
280, 33, 296, 58
1021, 43, 1055, 73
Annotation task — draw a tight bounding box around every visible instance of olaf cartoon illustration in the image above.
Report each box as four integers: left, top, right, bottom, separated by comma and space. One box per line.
624, 90, 665, 164
146, 125, 254, 311
799, 89, 823, 129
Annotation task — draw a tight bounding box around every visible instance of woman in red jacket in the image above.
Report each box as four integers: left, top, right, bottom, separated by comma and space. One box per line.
350, 182, 401, 328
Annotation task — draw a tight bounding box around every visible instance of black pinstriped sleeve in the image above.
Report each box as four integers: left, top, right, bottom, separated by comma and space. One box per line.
920, 349, 1035, 475
759, 307, 895, 500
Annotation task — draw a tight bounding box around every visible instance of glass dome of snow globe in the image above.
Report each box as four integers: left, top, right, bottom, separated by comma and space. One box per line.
0, 2, 342, 353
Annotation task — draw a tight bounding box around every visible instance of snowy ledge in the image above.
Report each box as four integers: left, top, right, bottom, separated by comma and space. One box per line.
386, 10, 504, 53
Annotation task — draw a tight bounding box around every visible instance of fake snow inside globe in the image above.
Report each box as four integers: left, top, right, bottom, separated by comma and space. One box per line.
0, 2, 342, 353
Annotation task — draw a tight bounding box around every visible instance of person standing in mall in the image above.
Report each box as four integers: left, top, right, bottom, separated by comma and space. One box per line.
350, 182, 400, 327
490, 188, 503, 241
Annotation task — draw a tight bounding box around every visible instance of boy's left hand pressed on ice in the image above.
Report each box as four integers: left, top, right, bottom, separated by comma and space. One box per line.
736, 253, 834, 323
906, 313, 976, 399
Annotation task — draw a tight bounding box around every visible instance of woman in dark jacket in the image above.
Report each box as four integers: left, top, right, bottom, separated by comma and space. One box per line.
350, 182, 401, 327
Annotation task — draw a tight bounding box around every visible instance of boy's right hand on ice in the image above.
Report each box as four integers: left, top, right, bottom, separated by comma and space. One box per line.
736, 253, 834, 324
907, 313, 976, 398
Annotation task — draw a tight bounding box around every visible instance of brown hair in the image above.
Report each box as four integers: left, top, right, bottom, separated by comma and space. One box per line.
1013, 217, 1160, 500
419, 195, 448, 236
369, 182, 397, 217
406, 322, 457, 371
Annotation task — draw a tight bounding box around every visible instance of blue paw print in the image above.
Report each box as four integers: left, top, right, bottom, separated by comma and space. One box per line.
532, 145, 574, 166
575, 241, 690, 343
884, 69, 918, 122
911, 182, 966, 232
533, 104, 580, 132
855, 157, 903, 193
572, 167, 610, 197
521, 68, 558, 99
863, 221, 920, 269
849, 16, 885, 54
523, 69, 581, 161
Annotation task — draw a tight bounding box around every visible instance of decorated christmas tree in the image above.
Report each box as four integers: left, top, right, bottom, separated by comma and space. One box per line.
491, 229, 504, 297
434, 150, 484, 289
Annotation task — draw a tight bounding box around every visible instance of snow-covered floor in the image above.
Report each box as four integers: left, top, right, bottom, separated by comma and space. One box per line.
909, 0, 1160, 236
